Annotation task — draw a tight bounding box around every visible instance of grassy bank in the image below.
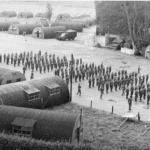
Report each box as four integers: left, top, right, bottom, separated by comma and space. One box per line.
51, 103, 150, 150
0, 132, 92, 150
0, 103, 150, 150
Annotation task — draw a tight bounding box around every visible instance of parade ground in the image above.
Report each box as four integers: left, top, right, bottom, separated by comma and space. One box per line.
0, 30, 150, 121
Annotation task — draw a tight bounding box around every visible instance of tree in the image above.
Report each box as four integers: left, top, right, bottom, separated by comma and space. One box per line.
45, 2, 52, 21
95, 1, 128, 35
122, 1, 150, 55
95, 1, 150, 55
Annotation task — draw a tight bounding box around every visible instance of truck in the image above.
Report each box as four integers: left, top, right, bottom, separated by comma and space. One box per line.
56, 30, 77, 41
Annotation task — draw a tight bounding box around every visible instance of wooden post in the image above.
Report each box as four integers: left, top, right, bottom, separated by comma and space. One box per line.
69, 55, 73, 102
112, 106, 114, 114
138, 112, 140, 121
90, 100, 92, 108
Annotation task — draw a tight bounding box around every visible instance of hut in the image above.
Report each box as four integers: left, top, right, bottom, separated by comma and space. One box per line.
0, 76, 69, 108
35, 12, 46, 18
8, 24, 41, 35
37, 18, 49, 27
18, 12, 33, 18
32, 26, 66, 39
51, 22, 83, 32
0, 21, 18, 31
0, 105, 83, 143
0, 11, 17, 17
55, 13, 71, 22
0, 67, 25, 85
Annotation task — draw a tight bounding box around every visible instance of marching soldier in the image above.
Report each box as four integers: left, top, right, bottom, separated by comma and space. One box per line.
139, 87, 143, 102
130, 84, 134, 99
23, 65, 26, 75
89, 77, 91, 88
146, 74, 149, 84
100, 84, 104, 99
142, 85, 146, 100
39, 65, 42, 74
126, 86, 129, 99
110, 80, 113, 92
30, 71, 34, 79
114, 79, 118, 91
122, 83, 126, 96
134, 87, 138, 102
106, 80, 109, 94
92, 76, 95, 87
147, 90, 150, 107
66, 76, 69, 86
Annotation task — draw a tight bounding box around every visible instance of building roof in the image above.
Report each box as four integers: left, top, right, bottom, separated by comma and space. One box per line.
0, 76, 69, 108
45, 83, 59, 89
0, 105, 78, 141
11, 117, 36, 128
22, 85, 40, 95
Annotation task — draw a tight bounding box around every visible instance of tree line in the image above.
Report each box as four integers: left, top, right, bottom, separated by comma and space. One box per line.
95, 1, 150, 55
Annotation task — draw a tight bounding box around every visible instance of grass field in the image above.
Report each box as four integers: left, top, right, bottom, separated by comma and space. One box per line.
51, 103, 150, 150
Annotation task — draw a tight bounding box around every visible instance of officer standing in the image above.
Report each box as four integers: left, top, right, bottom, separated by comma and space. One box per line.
77, 83, 81, 96
128, 96, 132, 111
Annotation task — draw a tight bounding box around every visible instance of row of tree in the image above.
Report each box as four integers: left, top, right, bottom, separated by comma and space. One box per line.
95, 1, 150, 55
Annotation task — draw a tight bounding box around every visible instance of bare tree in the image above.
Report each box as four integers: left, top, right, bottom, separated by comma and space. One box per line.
122, 1, 150, 55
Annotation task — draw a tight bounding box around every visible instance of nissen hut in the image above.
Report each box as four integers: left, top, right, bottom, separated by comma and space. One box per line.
0, 21, 18, 31
18, 12, 33, 18
0, 105, 83, 143
32, 26, 66, 39
0, 76, 69, 108
0, 67, 25, 85
8, 24, 41, 35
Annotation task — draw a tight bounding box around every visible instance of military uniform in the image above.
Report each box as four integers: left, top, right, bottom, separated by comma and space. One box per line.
128, 97, 132, 111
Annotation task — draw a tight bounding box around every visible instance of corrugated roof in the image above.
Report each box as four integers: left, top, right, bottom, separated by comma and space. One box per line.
0, 76, 69, 108
11, 117, 36, 128
0, 105, 77, 141
44, 83, 59, 89
22, 85, 40, 95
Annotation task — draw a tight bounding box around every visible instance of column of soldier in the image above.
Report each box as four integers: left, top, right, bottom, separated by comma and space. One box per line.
0, 51, 150, 107
0, 51, 71, 80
